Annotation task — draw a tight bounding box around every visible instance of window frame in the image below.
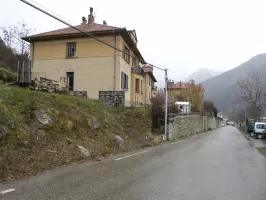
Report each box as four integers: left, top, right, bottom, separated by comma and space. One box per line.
135, 78, 140, 93
121, 72, 129, 90
132, 57, 136, 66
66, 42, 76, 58
122, 44, 130, 64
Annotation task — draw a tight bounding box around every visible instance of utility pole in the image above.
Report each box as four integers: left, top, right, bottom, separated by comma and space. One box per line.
164, 69, 168, 140
149, 64, 169, 140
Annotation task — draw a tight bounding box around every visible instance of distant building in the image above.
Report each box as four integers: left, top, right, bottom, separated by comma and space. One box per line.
168, 81, 204, 112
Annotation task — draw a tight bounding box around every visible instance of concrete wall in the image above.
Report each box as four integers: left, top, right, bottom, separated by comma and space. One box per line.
168, 114, 221, 140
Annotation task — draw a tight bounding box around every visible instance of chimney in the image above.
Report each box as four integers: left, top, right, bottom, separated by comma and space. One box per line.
81, 16, 87, 24
103, 20, 107, 25
88, 7, 95, 25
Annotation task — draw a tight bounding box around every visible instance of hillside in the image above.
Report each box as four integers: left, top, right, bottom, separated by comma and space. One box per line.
0, 85, 159, 181
184, 68, 222, 83
202, 53, 266, 111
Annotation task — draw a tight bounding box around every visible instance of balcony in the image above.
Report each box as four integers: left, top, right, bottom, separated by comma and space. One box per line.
131, 65, 142, 75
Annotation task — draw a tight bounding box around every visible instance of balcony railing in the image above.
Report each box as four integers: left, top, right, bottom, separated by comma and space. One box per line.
131, 65, 142, 75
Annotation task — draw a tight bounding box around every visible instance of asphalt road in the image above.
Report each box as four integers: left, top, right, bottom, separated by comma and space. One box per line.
1, 126, 266, 200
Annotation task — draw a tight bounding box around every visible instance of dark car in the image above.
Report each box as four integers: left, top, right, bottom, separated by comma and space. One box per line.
246, 122, 255, 136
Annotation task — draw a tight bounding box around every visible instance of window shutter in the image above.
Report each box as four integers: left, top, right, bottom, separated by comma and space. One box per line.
121, 72, 124, 89
126, 74, 128, 89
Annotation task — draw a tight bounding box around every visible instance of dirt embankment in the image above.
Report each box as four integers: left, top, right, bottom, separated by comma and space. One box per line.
0, 85, 160, 182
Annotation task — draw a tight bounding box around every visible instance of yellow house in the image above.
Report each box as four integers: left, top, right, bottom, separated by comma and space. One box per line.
130, 65, 157, 105
22, 7, 156, 106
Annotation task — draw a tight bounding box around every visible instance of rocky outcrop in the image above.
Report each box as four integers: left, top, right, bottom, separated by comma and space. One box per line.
113, 135, 125, 149
35, 109, 52, 128
77, 145, 90, 157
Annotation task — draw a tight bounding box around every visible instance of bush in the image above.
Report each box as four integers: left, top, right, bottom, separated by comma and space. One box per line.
151, 93, 165, 131
204, 101, 218, 117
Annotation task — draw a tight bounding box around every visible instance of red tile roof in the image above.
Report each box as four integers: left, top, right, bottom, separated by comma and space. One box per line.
168, 82, 189, 90
22, 22, 146, 64
27, 23, 122, 38
142, 66, 157, 82
142, 66, 153, 73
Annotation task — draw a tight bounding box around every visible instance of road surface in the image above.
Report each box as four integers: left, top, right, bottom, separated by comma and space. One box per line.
1, 126, 266, 200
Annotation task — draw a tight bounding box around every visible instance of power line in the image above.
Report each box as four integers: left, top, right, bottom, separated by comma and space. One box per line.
28, 0, 75, 25
20, 0, 169, 140
20, 0, 167, 72
20, 0, 144, 63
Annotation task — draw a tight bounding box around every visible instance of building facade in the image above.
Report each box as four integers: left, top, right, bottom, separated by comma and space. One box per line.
22, 7, 156, 105
130, 65, 157, 105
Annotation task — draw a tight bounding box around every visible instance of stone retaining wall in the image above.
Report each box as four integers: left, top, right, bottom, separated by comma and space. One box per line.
168, 114, 221, 140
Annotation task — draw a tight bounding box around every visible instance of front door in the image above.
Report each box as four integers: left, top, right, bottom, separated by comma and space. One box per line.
67, 72, 74, 91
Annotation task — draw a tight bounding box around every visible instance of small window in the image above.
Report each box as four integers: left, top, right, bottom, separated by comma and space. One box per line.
135, 79, 140, 92
121, 72, 128, 90
122, 45, 130, 63
180, 105, 183, 109
66, 42, 76, 58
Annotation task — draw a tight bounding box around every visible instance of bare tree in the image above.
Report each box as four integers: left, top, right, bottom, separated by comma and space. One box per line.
1, 21, 35, 55
237, 72, 266, 121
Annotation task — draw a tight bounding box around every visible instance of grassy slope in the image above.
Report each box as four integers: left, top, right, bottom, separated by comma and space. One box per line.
0, 85, 155, 181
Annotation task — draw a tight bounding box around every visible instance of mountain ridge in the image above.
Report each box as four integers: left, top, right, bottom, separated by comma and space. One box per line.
184, 68, 222, 83
202, 53, 266, 112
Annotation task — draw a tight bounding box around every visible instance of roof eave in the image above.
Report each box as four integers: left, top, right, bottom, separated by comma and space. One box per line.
147, 72, 157, 82
22, 28, 126, 43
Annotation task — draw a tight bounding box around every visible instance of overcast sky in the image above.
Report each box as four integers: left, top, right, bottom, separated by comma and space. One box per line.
1, 0, 266, 86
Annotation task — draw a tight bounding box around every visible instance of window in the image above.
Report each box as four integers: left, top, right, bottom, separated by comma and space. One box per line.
66, 42, 76, 58
256, 124, 265, 129
149, 77, 151, 86
135, 79, 140, 92
149, 92, 151, 100
122, 45, 130, 63
132, 57, 136, 66
121, 72, 128, 90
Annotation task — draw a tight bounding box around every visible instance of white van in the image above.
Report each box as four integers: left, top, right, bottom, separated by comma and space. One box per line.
254, 122, 266, 139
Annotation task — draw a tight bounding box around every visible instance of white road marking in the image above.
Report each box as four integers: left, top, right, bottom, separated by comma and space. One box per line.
171, 140, 183, 144
114, 150, 150, 161
0, 188, 15, 194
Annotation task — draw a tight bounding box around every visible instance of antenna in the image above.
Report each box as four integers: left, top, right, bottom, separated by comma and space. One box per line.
94, 8, 100, 17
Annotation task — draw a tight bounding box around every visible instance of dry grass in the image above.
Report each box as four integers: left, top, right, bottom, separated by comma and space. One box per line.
0, 85, 156, 181
257, 147, 266, 156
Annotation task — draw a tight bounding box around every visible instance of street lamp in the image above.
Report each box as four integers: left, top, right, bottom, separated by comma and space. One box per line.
148, 64, 169, 140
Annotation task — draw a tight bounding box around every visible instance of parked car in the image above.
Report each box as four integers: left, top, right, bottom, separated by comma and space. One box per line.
253, 122, 266, 139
